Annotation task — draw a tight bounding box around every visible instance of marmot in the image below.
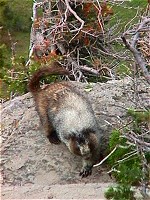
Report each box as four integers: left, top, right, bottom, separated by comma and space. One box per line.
28, 62, 102, 177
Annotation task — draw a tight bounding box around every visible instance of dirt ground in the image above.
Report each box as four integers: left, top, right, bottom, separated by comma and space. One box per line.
1, 123, 114, 199
1, 96, 114, 199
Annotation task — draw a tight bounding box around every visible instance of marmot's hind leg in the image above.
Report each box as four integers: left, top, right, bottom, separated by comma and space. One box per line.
47, 129, 61, 144
38, 108, 61, 144
42, 119, 61, 144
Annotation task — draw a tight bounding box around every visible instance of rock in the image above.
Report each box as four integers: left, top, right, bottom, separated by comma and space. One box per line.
1, 77, 149, 199
1, 183, 114, 199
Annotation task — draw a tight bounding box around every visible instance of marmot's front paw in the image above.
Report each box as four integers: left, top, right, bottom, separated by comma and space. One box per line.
79, 166, 92, 178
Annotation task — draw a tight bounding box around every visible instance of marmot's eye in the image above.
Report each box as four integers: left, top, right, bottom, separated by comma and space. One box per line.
76, 142, 80, 148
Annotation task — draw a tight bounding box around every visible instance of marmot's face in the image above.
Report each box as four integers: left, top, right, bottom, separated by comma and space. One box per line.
68, 134, 92, 157
77, 139, 91, 157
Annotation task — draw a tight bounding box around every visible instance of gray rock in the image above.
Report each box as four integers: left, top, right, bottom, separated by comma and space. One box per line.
1, 78, 149, 192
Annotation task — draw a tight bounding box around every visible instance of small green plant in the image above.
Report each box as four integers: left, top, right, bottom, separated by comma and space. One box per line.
1, 56, 29, 98
0, 44, 10, 68
127, 108, 150, 124
105, 184, 136, 200
105, 108, 150, 200
0, 54, 65, 100
116, 63, 132, 78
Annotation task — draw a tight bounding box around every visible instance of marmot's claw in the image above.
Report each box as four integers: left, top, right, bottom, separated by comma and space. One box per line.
79, 167, 92, 178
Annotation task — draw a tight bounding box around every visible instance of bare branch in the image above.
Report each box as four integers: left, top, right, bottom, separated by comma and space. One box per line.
122, 17, 150, 84
64, 0, 84, 32
93, 146, 118, 168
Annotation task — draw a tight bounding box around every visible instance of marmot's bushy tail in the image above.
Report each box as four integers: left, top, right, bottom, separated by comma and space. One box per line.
28, 63, 69, 93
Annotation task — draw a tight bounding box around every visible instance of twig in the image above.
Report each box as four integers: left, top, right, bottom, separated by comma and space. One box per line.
116, 151, 137, 163
93, 145, 118, 168
79, 65, 100, 75
122, 17, 150, 84
64, 0, 84, 32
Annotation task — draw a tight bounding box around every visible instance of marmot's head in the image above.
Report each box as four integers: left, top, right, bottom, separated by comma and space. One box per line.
67, 129, 98, 158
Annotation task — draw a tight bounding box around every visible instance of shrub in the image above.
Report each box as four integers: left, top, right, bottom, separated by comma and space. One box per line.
105, 109, 150, 199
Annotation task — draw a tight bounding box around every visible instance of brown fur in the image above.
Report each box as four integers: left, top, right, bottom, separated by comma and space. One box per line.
28, 62, 101, 177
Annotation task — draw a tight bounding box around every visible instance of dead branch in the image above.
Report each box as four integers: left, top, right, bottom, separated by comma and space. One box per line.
122, 17, 150, 84
27, 1, 149, 83
123, 131, 150, 151
64, 0, 84, 33
93, 146, 118, 168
